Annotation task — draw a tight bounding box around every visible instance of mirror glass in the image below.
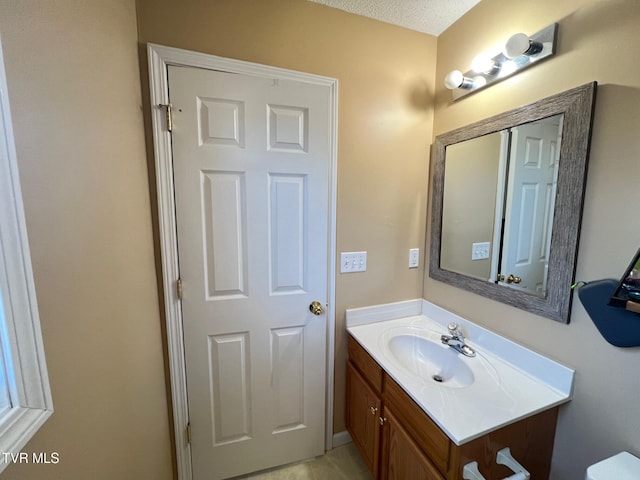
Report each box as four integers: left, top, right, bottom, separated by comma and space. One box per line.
440, 115, 563, 297
429, 83, 597, 323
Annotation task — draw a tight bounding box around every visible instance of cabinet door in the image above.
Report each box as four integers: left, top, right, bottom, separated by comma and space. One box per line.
346, 361, 382, 477
381, 407, 445, 480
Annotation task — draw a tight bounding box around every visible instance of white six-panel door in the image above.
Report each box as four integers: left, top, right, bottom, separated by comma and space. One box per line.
501, 117, 562, 294
168, 65, 331, 479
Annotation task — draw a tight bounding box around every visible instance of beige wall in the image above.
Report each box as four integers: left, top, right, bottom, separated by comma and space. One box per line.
428, 1, 640, 478
136, 0, 437, 434
0, 1, 173, 479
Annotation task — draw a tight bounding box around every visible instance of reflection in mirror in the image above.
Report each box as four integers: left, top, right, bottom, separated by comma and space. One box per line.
441, 115, 564, 298
501, 115, 563, 296
441, 131, 506, 281
429, 83, 597, 323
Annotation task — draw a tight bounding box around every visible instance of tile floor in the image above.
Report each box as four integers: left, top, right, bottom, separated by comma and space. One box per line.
235, 443, 373, 480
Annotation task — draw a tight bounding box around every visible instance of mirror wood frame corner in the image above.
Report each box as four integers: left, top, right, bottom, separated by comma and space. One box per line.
429, 82, 597, 323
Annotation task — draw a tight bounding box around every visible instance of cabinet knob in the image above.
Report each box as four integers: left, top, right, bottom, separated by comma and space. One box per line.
369, 406, 378, 415
379, 416, 387, 426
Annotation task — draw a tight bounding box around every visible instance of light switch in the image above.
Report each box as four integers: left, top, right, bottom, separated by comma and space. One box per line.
340, 251, 367, 273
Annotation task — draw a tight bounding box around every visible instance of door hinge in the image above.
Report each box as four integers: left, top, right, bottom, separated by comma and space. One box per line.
159, 103, 172, 132
186, 422, 192, 444
176, 277, 183, 300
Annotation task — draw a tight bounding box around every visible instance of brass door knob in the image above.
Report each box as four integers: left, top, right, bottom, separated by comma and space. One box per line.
309, 301, 324, 316
507, 274, 522, 284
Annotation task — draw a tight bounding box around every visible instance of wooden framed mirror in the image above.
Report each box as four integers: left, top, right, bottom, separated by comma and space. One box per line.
429, 82, 597, 322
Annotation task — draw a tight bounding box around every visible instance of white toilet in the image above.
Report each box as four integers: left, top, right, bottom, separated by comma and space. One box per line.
586, 452, 640, 480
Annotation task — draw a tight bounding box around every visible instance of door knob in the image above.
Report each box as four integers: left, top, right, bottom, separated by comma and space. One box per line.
507, 274, 522, 284
309, 301, 324, 316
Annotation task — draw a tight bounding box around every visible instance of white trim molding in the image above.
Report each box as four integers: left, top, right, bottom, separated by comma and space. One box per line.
0, 35, 53, 472
146, 44, 339, 479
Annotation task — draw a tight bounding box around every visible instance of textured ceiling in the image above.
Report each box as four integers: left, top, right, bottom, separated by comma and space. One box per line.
307, 0, 481, 36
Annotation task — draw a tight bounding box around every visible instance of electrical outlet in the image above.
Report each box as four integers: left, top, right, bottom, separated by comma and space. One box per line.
340, 251, 367, 273
408, 248, 419, 268
471, 242, 491, 261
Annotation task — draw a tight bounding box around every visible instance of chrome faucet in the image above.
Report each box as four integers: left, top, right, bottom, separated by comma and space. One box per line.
441, 323, 476, 357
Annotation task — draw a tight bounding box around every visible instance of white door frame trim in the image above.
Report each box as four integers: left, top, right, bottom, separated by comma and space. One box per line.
146, 44, 338, 480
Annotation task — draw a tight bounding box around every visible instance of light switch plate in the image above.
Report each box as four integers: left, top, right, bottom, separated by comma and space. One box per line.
340, 251, 367, 273
472, 242, 491, 260
408, 248, 420, 268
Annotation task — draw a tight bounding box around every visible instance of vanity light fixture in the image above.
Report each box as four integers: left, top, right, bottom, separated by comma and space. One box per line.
444, 23, 558, 100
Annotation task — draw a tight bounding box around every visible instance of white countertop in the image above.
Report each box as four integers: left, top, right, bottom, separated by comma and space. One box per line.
346, 299, 575, 446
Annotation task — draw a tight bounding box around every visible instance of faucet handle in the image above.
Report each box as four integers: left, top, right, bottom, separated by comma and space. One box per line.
447, 322, 463, 337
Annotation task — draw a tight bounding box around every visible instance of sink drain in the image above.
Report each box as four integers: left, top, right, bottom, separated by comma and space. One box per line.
432, 374, 444, 383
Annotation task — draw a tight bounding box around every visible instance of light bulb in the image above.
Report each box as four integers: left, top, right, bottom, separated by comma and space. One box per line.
444, 70, 463, 89
444, 70, 475, 90
499, 60, 518, 76
504, 33, 543, 59
471, 53, 498, 74
473, 76, 487, 88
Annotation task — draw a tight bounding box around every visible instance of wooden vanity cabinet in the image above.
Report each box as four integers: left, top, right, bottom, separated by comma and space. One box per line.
347, 335, 444, 479
381, 406, 445, 480
346, 361, 382, 475
346, 335, 559, 480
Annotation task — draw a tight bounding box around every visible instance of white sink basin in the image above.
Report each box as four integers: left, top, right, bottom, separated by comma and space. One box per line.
387, 332, 475, 388
347, 302, 575, 445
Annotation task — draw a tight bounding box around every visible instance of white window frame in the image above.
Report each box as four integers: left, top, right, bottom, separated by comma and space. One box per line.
0, 35, 53, 472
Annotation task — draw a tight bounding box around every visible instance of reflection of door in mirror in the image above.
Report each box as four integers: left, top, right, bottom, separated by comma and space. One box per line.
500, 115, 563, 296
